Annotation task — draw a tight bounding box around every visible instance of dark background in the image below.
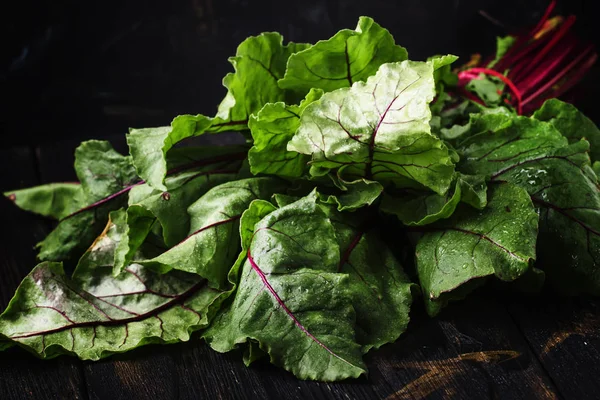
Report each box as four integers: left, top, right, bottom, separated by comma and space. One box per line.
1, 0, 600, 148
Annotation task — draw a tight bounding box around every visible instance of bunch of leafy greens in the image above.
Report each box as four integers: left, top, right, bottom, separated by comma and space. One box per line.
2, 16, 600, 382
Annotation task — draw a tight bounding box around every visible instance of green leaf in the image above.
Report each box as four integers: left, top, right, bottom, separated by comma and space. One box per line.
127, 115, 214, 191
36, 141, 138, 263
204, 193, 366, 381
214, 32, 310, 131
75, 141, 138, 201
4, 183, 83, 220
533, 98, 600, 162
0, 211, 225, 360
488, 141, 600, 295
248, 88, 323, 177
453, 112, 600, 294
114, 166, 240, 274
288, 60, 455, 194
326, 208, 415, 352
456, 114, 568, 176
279, 17, 407, 94
381, 182, 461, 226
139, 178, 286, 287
457, 173, 488, 209
490, 35, 516, 68
416, 183, 538, 315
321, 176, 383, 211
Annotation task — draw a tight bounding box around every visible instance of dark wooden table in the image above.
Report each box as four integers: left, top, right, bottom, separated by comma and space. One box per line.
1, 136, 600, 400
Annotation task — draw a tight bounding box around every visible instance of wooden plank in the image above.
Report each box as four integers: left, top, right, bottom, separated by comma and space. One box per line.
0, 147, 87, 400
508, 294, 600, 399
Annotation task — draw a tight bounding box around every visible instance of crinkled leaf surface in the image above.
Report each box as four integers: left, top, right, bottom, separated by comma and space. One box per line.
248, 88, 322, 177
36, 141, 139, 263
320, 177, 383, 211
288, 60, 455, 194
325, 208, 415, 352
0, 211, 225, 360
140, 178, 285, 287
416, 183, 538, 316
214, 32, 310, 130
279, 17, 407, 94
5, 183, 83, 220
204, 193, 366, 381
533, 98, 600, 162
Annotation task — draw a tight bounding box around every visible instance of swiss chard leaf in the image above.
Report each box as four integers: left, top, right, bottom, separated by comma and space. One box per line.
416, 183, 538, 316
34, 141, 138, 263
114, 165, 240, 274
0, 211, 225, 360
139, 178, 286, 287
204, 193, 366, 381
214, 32, 310, 130
127, 115, 214, 192
533, 98, 600, 162
288, 60, 455, 194
248, 88, 323, 177
279, 17, 407, 94
320, 177, 383, 212
5, 183, 83, 220
326, 208, 416, 352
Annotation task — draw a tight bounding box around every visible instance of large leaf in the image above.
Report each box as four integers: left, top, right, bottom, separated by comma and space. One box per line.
34, 141, 138, 263
248, 88, 322, 177
139, 177, 286, 287
416, 183, 538, 316
204, 193, 366, 381
326, 208, 415, 352
214, 32, 310, 131
533, 98, 600, 162
288, 60, 455, 194
4, 183, 83, 220
279, 17, 407, 94
0, 211, 225, 360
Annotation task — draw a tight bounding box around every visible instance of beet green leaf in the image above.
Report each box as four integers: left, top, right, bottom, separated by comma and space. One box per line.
5, 183, 83, 220
416, 183, 538, 315
288, 60, 455, 194
204, 193, 366, 381
0, 210, 225, 360
248, 88, 323, 177
325, 207, 416, 352
139, 178, 286, 287
279, 16, 407, 94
